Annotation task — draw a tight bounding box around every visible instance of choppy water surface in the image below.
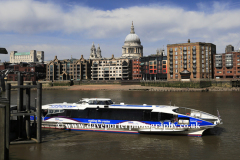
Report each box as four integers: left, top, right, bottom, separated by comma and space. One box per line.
8, 90, 240, 160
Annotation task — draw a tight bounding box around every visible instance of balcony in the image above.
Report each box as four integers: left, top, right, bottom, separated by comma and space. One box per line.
192, 70, 196, 73
226, 63, 233, 67
170, 62, 173, 65
192, 66, 197, 69
192, 56, 196, 59
169, 52, 173, 56
169, 57, 173, 60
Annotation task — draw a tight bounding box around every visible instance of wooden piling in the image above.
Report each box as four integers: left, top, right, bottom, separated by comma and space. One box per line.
0, 104, 6, 160
17, 72, 23, 138
6, 83, 11, 150
26, 83, 31, 140
37, 83, 42, 143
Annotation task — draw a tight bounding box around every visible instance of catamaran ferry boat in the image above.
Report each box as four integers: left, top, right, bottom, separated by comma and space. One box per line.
37, 98, 222, 137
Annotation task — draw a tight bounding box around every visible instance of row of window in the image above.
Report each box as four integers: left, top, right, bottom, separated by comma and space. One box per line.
170, 46, 211, 52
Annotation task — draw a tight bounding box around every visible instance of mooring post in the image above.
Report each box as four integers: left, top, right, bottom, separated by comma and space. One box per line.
34, 98, 37, 135
5, 83, 11, 159
37, 83, 42, 143
0, 104, 7, 160
1, 74, 5, 92
17, 72, 23, 138
26, 83, 31, 140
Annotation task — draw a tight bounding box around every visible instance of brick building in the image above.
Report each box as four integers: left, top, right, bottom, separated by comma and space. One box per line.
132, 59, 142, 80
214, 51, 240, 79
140, 55, 167, 80
0, 62, 45, 81
167, 39, 216, 81
46, 55, 92, 81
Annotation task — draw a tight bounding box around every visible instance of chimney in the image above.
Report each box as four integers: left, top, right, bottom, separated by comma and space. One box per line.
81, 55, 83, 59
188, 39, 190, 43
112, 54, 114, 59
55, 55, 57, 59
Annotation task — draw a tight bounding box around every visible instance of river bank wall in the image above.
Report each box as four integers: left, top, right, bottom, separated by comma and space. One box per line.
3, 80, 240, 92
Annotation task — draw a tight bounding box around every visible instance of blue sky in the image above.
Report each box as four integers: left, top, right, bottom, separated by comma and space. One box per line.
1, 0, 240, 62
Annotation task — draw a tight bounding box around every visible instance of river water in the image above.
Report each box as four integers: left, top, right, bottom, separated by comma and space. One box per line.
8, 90, 240, 160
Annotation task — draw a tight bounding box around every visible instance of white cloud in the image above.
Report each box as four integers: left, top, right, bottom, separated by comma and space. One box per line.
1, 0, 240, 62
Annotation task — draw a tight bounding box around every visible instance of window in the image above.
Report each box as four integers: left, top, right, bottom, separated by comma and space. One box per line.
175, 52, 178, 55
175, 56, 178, 59
175, 69, 178, 73
227, 71, 232, 73
175, 60, 178, 64
175, 48, 178, 51
217, 71, 222, 73
175, 65, 178, 68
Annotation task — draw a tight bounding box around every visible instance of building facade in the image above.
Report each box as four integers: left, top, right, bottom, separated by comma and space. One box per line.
10, 50, 44, 63
121, 22, 143, 59
132, 59, 142, 80
46, 55, 92, 81
91, 55, 132, 80
214, 51, 240, 79
167, 40, 216, 81
140, 55, 167, 80
0, 62, 45, 81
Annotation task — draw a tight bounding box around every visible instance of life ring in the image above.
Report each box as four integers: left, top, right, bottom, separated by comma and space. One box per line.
186, 113, 190, 116
174, 118, 178, 122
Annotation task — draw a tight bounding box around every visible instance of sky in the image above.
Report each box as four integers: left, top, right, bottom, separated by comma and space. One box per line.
1, 0, 240, 62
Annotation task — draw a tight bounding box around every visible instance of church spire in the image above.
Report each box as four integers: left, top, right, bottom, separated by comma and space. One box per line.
130, 21, 135, 34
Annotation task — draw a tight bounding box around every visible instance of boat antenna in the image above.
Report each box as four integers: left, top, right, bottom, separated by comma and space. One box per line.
169, 100, 172, 106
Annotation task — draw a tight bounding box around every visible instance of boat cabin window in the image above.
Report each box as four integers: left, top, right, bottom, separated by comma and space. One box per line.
88, 100, 113, 105
151, 112, 175, 121
48, 109, 64, 114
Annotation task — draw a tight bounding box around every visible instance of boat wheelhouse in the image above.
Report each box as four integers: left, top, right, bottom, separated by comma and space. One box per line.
37, 98, 222, 137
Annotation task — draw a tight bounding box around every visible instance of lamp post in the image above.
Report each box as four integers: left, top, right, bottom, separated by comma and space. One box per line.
0, 48, 8, 54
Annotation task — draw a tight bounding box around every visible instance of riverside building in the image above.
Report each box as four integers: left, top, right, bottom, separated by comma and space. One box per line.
91, 55, 132, 80
10, 50, 44, 63
214, 45, 240, 79
167, 39, 216, 81
132, 59, 142, 80
140, 53, 167, 81
46, 55, 92, 81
